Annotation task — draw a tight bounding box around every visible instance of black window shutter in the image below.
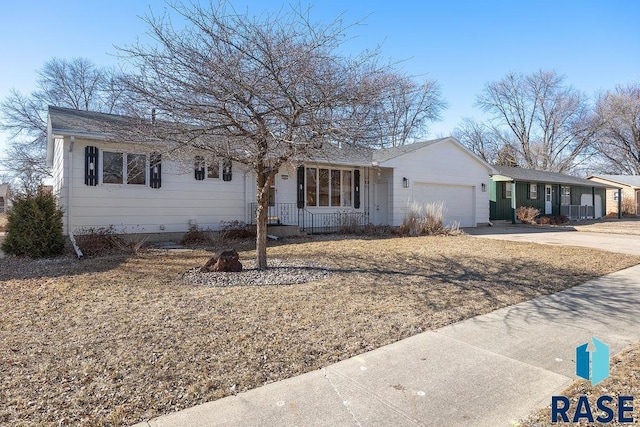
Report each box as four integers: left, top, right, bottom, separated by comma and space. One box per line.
85, 146, 98, 186
354, 169, 360, 209
222, 159, 232, 181
297, 166, 305, 208
194, 156, 205, 180
150, 152, 162, 189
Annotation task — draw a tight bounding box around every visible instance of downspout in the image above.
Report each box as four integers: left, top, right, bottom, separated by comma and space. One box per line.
511, 181, 517, 224
67, 136, 83, 259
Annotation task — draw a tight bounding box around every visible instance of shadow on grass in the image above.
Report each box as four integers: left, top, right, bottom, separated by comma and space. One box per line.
0, 253, 132, 281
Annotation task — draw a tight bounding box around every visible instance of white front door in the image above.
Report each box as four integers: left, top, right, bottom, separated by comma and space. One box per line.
375, 182, 389, 225
545, 185, 553, 214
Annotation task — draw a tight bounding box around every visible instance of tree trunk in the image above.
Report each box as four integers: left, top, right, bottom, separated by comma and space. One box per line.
255, 167, 269, 269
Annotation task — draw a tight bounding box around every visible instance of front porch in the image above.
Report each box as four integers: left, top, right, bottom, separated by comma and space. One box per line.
248, 203, 370, 234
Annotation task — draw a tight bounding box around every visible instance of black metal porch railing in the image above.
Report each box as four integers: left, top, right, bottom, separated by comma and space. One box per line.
560, 205, 595, 220
298, 209, 369, 234
248, 203, 298, 225
248, 203, 369, 233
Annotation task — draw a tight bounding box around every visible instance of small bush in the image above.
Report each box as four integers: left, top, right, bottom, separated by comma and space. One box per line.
181, 224, 216, 246
220, 220, 255, 240
400, 201, 459, 236
1, 190, 65, 258
74, 226, 123, 256
516, 206, 540, 224
336, 211, 364, 234
74, 226, 148, 257
621, 196, 636, 216
537, 215, 568, 225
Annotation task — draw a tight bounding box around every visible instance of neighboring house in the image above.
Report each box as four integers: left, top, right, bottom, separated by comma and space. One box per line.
0, 183, 11, 214
587, 175, 640, 216
490, 166, 614, 222
46, 106, 493, 237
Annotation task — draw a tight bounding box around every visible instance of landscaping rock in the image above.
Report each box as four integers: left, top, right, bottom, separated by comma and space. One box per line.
185, 258, 332, 287
201, 249, 243, 272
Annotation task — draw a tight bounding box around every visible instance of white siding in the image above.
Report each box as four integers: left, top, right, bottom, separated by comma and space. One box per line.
412, 183, 475, 227
380, 139, 491, 227
66, 139, 248, 234
52, 138, 69, 233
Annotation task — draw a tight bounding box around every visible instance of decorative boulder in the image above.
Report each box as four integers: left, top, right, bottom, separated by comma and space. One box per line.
201, 249, 243, 272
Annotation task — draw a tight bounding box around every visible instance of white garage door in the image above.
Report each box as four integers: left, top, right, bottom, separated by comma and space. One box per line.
412, 183, 475, 227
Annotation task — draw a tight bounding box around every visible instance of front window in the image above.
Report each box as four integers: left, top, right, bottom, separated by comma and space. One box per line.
103, 151, 147, 185
561, 186, 571, 205
103, 151, 124, 184
127, 154, 146, 185
505, 182, 512, 199
306, 167, 354, 207
529, 183, 537, 199
613, 191, 619, 202
207, 158, 220, 179
319, 168, 330, 206
342, 171, 352, 207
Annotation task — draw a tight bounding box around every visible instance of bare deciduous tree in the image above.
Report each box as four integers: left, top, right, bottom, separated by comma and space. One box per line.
453, 118, 500, 164
593, 83, 640, 174
372, 75, 446, 147
0, 57, 128, 190
118, 1, 420, 268
474, 70, 595, 172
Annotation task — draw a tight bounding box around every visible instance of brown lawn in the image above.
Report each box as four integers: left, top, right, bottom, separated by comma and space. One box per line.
518, 341, 640, 426
1, 234, 639, 426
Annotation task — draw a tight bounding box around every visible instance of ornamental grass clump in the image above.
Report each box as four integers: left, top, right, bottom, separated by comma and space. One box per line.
401, 201, 459, 236
516, 206, 540, 224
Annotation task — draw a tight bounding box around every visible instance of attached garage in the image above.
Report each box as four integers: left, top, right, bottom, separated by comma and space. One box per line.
412, 183, 475, 227
372, 137, 494, 227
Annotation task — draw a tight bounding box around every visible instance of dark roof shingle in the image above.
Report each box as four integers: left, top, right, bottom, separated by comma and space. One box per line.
492, 166, 613, 188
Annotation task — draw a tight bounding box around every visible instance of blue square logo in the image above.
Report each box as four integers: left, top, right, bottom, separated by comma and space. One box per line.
576, 337, 610, 386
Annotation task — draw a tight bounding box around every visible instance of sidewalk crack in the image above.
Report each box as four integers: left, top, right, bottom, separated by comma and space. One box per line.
321, 367, 363, 427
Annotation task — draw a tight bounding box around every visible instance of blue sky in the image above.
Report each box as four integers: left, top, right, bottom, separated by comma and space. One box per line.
0, 0, 638, 170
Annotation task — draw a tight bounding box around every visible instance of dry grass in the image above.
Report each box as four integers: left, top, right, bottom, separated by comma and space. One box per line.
1, 235, 639, 426
574, 218, 640, 235
518, 342, 640, 426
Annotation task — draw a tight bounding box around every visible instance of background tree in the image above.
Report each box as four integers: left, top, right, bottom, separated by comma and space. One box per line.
372, 75, 446, 147
453, 118, 500, 163
494, 144, 520, 167
0, 57, 129, 191
462, 70, 595, 172
118, 1, 423, 268
592, 83, 640, 174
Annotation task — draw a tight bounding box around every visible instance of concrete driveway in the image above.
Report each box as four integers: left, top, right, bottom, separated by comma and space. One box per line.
466, 225, 640, 256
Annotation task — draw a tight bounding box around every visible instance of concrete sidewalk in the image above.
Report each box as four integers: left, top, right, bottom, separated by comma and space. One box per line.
135, 265, 640, 427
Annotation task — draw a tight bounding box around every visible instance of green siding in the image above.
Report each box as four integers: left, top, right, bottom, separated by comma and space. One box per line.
516, 182, 545, 212
489, 179, 607, 221
490, 181, 514, 221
